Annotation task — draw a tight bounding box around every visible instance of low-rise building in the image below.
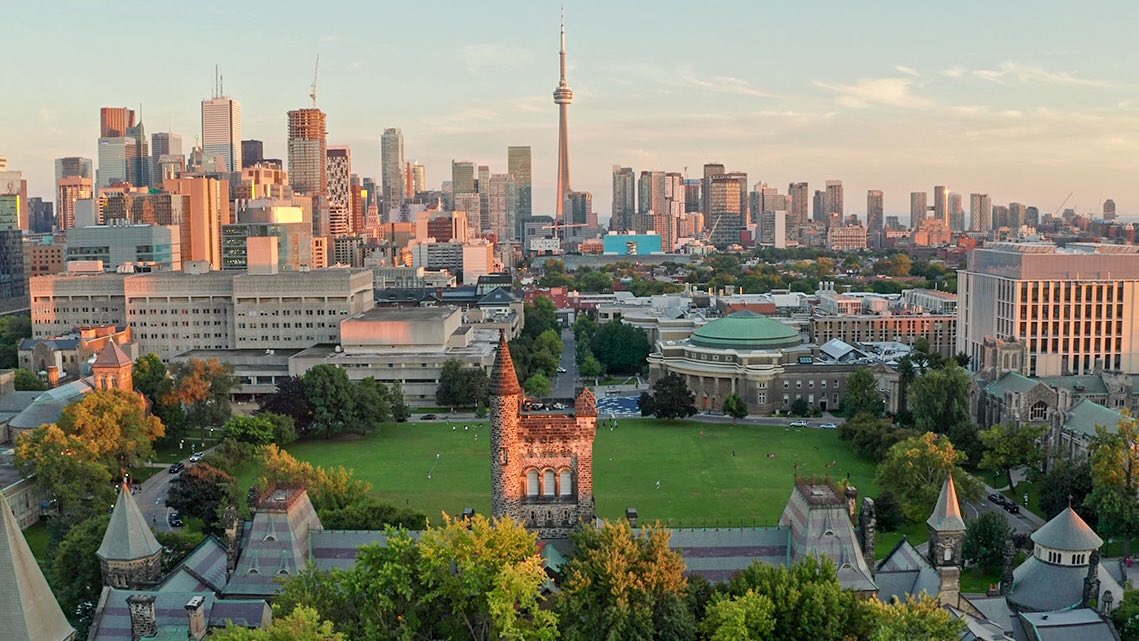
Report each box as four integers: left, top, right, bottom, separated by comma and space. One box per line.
810, 314, 957, 358
18, 324, 134, 383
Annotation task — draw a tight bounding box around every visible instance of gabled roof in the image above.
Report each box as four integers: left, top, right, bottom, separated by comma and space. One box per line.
92, 341, 132, 369
1038, 375, 1109, 395
224, 490, 322, 597
1062, 399, 1125, 438
926, 471, 966, 532
1031, 507, 1103, 551
477, 287, 518, 306
97, 483, 163, 562
819, 338, 863, 361
984, 371, 1043, 397
0, 491, 75, 641
874, 538, 939, 604
1019, 609, 1117, 641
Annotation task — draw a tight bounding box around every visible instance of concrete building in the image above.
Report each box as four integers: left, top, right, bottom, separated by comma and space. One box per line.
758, 210, 786, 248
811, 314, 957, 359
708, 175, 743, 247
958, 243, 1139, 376
611, 166, 635, 231
933, 185, 949, 228
507, 146, 531, 229
826, 224, 866, 251
901, 288, 958, 315
66, 223, 181, 271
163, 176, 228, 269
23, 236, 66, 277
408, 239, 496, 285
96, 137, 136, 189
55, 157, 94, 231
970, 193, 992, 233
824, 180, 843, 220
326, 146, 351, 236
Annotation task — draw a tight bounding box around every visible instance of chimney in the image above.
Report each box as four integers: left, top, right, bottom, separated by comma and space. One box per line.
999, 538, 1015, 596
186, 596, 207, 640
127, 594, 158, 640
859, 497, 876, 565
625, 507, 638, 529
223, 505, 239, 577
46, 366, 60, 388
844, 484, 858, 523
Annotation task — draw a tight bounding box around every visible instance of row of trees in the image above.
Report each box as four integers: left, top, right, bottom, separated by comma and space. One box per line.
573, 315, 652, 378
258, 364, 410, 438
264, 517, 961, 641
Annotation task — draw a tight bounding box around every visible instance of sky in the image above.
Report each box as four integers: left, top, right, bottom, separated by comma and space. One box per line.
5, 0, 1139, 223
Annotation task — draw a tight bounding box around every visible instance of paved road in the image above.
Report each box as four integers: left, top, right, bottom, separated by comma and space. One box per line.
138, 463, 181, 533
551, 328, 578, 399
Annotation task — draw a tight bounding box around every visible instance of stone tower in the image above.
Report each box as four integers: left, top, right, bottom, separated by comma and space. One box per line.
489, 331, 597, 538
97, 483, 164, 588
927, 471, 966, 606
91, 341, 133, 391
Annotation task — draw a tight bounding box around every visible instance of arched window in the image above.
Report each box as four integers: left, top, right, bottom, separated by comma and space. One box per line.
526, 470, 539, 497
543, 470, 556, 497
1029, 401, 1048, 422
559, 469, 573, 496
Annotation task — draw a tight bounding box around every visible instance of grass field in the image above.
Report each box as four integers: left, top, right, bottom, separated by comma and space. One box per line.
236, 418, 881, 530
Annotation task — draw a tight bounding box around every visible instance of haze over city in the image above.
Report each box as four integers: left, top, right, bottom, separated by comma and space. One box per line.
7, 0, 1139, 221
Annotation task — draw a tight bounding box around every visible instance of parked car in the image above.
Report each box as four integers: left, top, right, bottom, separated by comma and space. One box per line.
557, 367, 567, 373
421, 414, 436, 420
168, 462, 184, 474
189, 452, 204, 463
819, 423, 838, 430
789, 420, 809, 427
167, 511, 184, 527
987, 492, 1004, 504
1004, 502, 1021, 514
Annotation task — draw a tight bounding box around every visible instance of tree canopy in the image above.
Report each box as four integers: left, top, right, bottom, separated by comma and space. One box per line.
165, 357, 237, 429
646, 372, 697, 420
875, 432, 983, 522
1087, 417, 1139, 555
979, 422, 1046, 492
590, 321, 652, 375
56, 388, 164, 472
841, 367, 883, 417
166, 463, 236, 533
963, 511, 1011, 572
13, 368, 46, 391
437, 359, 490, 408
211, 606, 345, 641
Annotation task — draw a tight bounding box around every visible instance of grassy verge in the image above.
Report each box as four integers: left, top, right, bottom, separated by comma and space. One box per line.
24, 521, 52, 563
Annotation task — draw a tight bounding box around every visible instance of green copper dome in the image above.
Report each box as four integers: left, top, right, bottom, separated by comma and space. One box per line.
690, 311, 801, 350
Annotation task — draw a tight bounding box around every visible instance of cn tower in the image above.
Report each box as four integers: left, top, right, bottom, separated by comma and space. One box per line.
553, 10, 574, 223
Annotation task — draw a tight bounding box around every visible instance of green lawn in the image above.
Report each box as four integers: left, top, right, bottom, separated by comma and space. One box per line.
24, 522, 51, 563
237, 418, 881, 531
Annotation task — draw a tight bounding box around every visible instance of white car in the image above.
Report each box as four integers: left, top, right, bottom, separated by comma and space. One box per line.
189, 452, 204, 463
789, 420, 809, 427
557, 367, 567, 373
819, 423, 838, 430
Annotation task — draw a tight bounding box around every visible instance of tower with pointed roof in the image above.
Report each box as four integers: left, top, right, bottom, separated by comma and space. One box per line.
927, 471, 966, 606
489, 331, 597, 537
97, 483, 163, 588
91, 341, 134, 392
0, 491, 75, 641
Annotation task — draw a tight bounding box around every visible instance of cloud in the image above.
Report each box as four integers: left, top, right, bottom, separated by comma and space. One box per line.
894, 65, 920, 77
676, 65, 775, 97
940, 66, 966, 78
457, 44, 534, 73
944, 61, 1112, 87
815, 77, 933, 109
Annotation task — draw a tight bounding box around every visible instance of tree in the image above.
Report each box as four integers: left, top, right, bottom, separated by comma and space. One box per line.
638, 391, 656, 417
166, 463, 236, 532
647, 372, 697, 420
790, 397, 811, 417
318, 498, 426, 530
579, 353, 604, 378
700, 590, 775, 641
14, 424, 115, 523
437, 359, 489, 408
572, 315, 598, 343
522, 296, 559, 339
1039, 459, 1094, 522
979, 422, 1047, 491
166, 358, 236, 429
261, 412, 298, 445
52, 514, 109, 633
389, 381, 411, 422
12, 368, 46, 391
303, 365, 357, 438
1112, 590, 1139, 641
56, 388, 165, 472
722, 394, 748, 421
591, 321, 652, 374
212, 606, 344, 641
257, 446, 372, 515
353, 376, 392, 434
963, 510, 1011, 571
866, 594, 963, 641
839, 413, 916, 461
223, 415, 276, 445
258, 376, 314, 432
874, 491, 905, 532
723, 557, 871, 641
0, 315, 31, 369
132, 353, 169, 401
841, 367, 883, 417
1087, 417, 1139, 555
557, 521, 694, 641
890, 253, 913, 277
876, 432, 983, 522
524, 373, 551, 398
908, 364, 982, 464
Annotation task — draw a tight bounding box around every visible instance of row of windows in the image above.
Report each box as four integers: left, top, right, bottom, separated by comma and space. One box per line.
135, 321, 226, 328
526, 468, 574, 498
236, 322, 332, 330
129, 308, 229, 315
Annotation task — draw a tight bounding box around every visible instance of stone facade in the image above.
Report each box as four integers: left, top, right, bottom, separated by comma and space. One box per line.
100, 553, 163, 589
490, 332, 596, 538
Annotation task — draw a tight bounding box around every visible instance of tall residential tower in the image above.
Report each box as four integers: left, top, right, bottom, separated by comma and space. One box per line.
381, 128, 405, 219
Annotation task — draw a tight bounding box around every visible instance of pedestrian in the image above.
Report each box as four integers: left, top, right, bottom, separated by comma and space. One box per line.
655, 480, 661, 490
732, 449, 735, 457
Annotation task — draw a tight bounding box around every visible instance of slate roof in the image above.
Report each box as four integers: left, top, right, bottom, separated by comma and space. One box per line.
927, 472, 966, 532
477, 287, 518, 306
223, 489, 321, 597
1019, 608, 1118, 641
7, 376, 94, 430
1007, 555, 1122, 612
490, 331, 521, 396
984, 371, 1042, 397
1062, 399, 1124, 438
874, 538, 940, 603
1038, 375, 1109, 395
89, 588, 269, 641
98, 484, 163, 562
93, 341, 132, 368
666, 527, 791, 583
1032, 507, 1103, 551
158, 537, 228, 593
18, 337, 79, 351
309, 530, 414, 571
0, 490, 75, 641
779, 482, 877, 593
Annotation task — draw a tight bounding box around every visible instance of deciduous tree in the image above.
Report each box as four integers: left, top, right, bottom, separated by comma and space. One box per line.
1039, 459, 1094, 522
223, 415, 276, 445
723, 394, 748, 421
166, 463, 236, 532
211, 606, 345, 641
166, 358, 236, 428
700, 590, 775, 641
52, 514, 109, 632
866, 594, 963, 641
979, 422, 1047, 491
524, 372, 551, 398
590, 321, 651, 375
15, 424, 115, 522
303, 365, 357, 437
437, 359, 489, 408
389, 381, 411, 422
13, 368, 46, 391
522, 296, 559, 339
876, 432, 983, 522
57, 388, 164, 471
258, 376, 314, 431
1087, 418, 1139, 556
647, 372, 697, 420
963, 511, 1011, 572
841, 367, 883, 417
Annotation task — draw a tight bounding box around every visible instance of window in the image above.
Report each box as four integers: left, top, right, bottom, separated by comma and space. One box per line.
559, 470, 572, 496
1029, 401, 1048, 422
543, 470, 555, 497
527, 470, 539, 497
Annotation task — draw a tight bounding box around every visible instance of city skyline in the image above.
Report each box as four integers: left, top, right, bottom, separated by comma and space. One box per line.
6, 1, 1139, 222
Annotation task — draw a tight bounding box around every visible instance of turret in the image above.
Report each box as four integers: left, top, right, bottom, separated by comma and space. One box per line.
927, 471, 966, 607
490, 331, 522, 520
97, 483, 163, 588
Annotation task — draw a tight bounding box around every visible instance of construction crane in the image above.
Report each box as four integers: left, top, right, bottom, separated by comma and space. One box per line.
1051, 191, 1073, 219
309, 54, 320, 107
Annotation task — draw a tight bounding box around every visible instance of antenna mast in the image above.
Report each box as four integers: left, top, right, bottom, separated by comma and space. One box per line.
310, 54, 320, 107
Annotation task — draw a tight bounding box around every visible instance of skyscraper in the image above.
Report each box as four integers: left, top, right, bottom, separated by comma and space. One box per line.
933, 185, 949, 227
452, 161, 476, 195
410, 161, 425, 195
1104, 199, 1117, 221
708, 175, 742, 247
553, 13, 574, 222
55, 157, 93, 231
610, 167, 637, 232
969, 193, 992, 232
201, 74, 241, 172
910, 192, 928, 229
100, 107, 135, 138
287, 108, 327, 195
824, 180, 844, 221
96, 136, 136, 189
507, 146, 532, 224
326, 147, 352, 237
125, 120, 150, 187
487, 173, 517, 241
381, 128, 405, 218
866, 190, 884, 232
241, 140, 264, 168
1009, 202, 1026, 229
702, 163, 725, 216
788, 182, 809, 226
948, 192, 964, 231
813, 190, 826, 223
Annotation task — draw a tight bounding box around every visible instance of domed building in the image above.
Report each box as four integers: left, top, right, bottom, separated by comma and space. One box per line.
648, 310, 892, 414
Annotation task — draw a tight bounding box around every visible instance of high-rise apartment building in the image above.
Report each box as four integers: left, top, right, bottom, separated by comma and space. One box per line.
151, 132, 183, 184
452, 161, 476, 195
824, 180, 844, 222
813, 190, 826, 223
1009, 202, 1026, 229
788, 182, 809, 227
164, 176, 229, 269
55, 157, 93, 231
948, 192, 964, 231
970, 193, 992, 233
241, 140, 264, 168
100, 107, 136, 138
708, 175, 742, 247
201, 86, 242, 172
381, 128, 405, 219
287, 108, 327, 196
702, 163, 725, 216
566, 191, 595, 234
410, 161, 425, 195
866, 190, 884, 232
326, 147, 351, 237
933, 185, 949, 228
507, 146, 532, 227
1104, 199, 1117, 221
910, 192, 928, 229
611, 166, 635, 231
958, 243, 1139, 376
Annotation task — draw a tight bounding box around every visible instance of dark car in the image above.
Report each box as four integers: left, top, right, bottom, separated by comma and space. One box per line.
422, 414, 436, 420
167, 511, 184, 527
987, 492, 1004, 504
168, 462, 185, 474
1004, 502, 1021, 514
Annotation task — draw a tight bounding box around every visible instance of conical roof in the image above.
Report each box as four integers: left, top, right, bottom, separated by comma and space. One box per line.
575, 386, 597, 417
0, 491, 75, 641
926, 470, 966, 532
97, 483, 162, 561
92, 341, 132, 369
1031, 506, 1103, 552
490, 331, 521, 396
